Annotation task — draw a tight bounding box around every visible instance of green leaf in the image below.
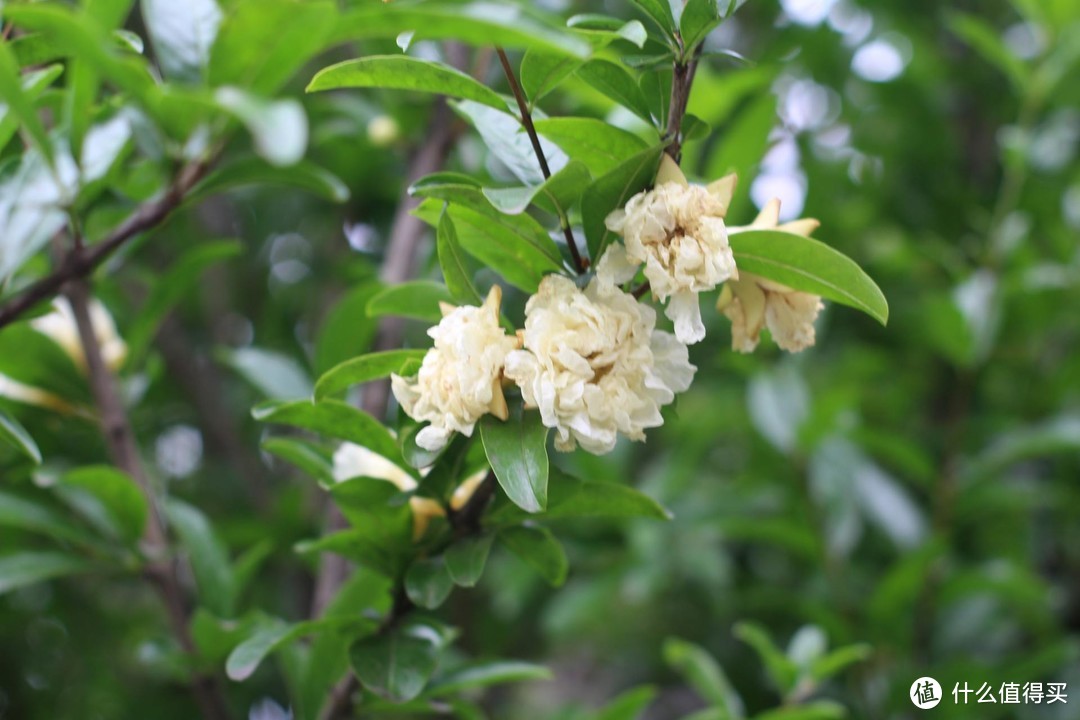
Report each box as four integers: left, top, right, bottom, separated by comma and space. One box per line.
445, 533, 494, 587
437, 212, 483, 306
480, 401, 549, 514
226, 616, 371, 682
261, 437, 335, 486
680, 0, 723, 54
367, 281, 455, 324
125, 240, 242, 363
520, 51, 583, 103
140, 0, 222, 82
0, 41, 55, 166
57, 466, 147, 545
315, 349, 428, 401
728, 230, 889, 325
0, 64, 63, 153
316, 283, 383, 374
809, 644, 872, 682
967, 414, 1080, 480
0, 490, 100, 547
596, 686, 658, 720
575, 59, 653, 121
751, 702, 847, 720
308, 56, 506, 111
567, 15, 648, 49
483, 160, 592, 217
733, 622, 799, 695
703, 92, 776, 217
499, 525, 567, 586
663, 638, 744, 719
253, 399, 404, 468
534, 117, 652, 174
627, 0, 677, 38
218, 346, 313, 400
489, 466, 670, 524
582, 144, 664, 261
0, 552, 94, 595
165, 499, 236, 618
333, 2, 590, 59
405, 555, 455, 610
190, 157, 349, 204
453, 100, 568, 186
215, 87, 307, 167
209, 0, 337, 95
0, 408, 42, 464
426, 660, 552, 696
946, 13, 1028, 90
350, 618, 448, 702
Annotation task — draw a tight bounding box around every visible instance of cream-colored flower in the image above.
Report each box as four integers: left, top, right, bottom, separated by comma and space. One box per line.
332, 442, 487, 540
504, 274, 695, 455
391, 286, 520, 452
30, 297, 127, 372
718, 198, 824, 353
601, 155, 739, 344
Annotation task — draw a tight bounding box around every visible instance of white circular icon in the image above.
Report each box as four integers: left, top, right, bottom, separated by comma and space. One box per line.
910, 677, 943, 709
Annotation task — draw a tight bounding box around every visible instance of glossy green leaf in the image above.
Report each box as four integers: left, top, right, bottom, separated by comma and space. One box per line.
166, 499, 236, 617
680, 0, 724, 53
663, 638, 744, 718
453, 100, 568, 186
58, 466, 147, 545
499, 525, 567, 586
483, 160, 591, 217
405, 556, 454, 609
218, 346, 313, 400
445, 533, 494, 587
576, 59, 653, 121
226, 615, 370, 681
315, 349, 428, 401
190, 158, 349, 204
0, 552, 94, 595
733, 622, 799, 694
350, 618, 447, 702
489, 466, 670, 524
480, 401, 549, 514
215, 87, 307, 167
582, 144, 664, 260
437, 212, 483, 306
0, 408, 42, 464
534, 117, 653, 174
426, 660, 552, 696
253, 399, 403, 467
628, 0, 677, 38
295, 525, 409, 580
261, 437, 335, 486
308, 56, 506, 111
728, 230, 889, 325
567, 15, 648, 49
520, 51, 582, 103
316, 283, 383, 374
367, 282, 455, 324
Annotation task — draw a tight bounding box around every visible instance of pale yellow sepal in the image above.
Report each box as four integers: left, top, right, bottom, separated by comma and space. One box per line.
655, 154, 689, 187
706, 173, 738, 215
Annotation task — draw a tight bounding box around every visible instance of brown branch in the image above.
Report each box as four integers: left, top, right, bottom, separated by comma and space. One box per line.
66, 279, 232, 720
665, 42, 702, 163
495, 47, 586, 273
0, 158, 213, 330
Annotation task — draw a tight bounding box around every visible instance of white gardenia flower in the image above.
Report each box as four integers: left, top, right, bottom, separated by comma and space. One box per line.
602, 155, 739, 344
504, 274, 696, 455
31, 297, 128, 372
391, 285, 520, 452
718, 198, 825, 353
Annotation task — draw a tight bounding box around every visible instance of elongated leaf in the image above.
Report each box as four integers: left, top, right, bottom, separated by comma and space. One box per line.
567, 15, 648, 49
350, 618, 448, 702
663, 638, 744, 718
333, 2, 590, 59
575, 59, 653, 121
582, 144, 664, 260
520, 51, 582, 103
480, 402, 549, 513
405, 556, 454, 609
483, 160, 591, 216
733, 622, 798, 694
315, 349, 428, 401
437, 212, 483, 305
0, 42, 55, 166
308, 56, 506, 111
810, 644, 872, 681
704, 92, 776, 216
253, 399, 404, 467
947, 12, 1027, 89
226, 616, 371, 681
535, 117, 652, 174
680, 0, 723, 53
0, 490, 98, 547
453, 100, 568, 186
0, 64, 63, 153
498, 525, 567, 586
0, 552, 93, 595
367, 282, 455, 324
165, 499, 237, 617
0, 408, 42, 463
261, 437, 335, 486
596, 686, 658, 720
445, 533, 494, 587
58, 466, 147, 545
489, 466, 670, 524
728, 230, 888, 325
191, 157, 349, 204
426, 660, 552, 696
216, 87, 307, 167
141, 0, 222, 82
316, 283, 383, 374
218, 347, 313, 400
628, 0, 677, 37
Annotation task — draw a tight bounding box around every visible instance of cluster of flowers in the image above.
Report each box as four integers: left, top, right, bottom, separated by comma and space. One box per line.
392, 157, 826, 457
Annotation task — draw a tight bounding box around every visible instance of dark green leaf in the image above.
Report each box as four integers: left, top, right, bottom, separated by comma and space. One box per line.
663, 638, 744, 719
499, 525, 567, 586
315, 349, 428, 401
810, 644, 872, 682
489, 466, 670, 524
253, 399, 404, 467
0, 64, 63, 153
680, 0, 723, 53
308, 56, 506, 111
405, 556, 454, 609
445, 533, 494, 587
226, 615, 371, 682
350, 618, 447, 702
733, 622, 799, 695
596, 686, 658, 720
367, 282, 455, 324
0, 41, 55, 166
0, 552, 94, 595
582, 144, 664, 260
728, 230, 889, 325
261, 437, 335, 486
0, 490, 99, 547
703, 92, 776, 217
426, 660, 552, 696
165, 499, 237, 617
627, 0, 677, 38
480, 401, 549, 514
0, 408, 42, 464
520, 51, 582, 103
483, 160, 592, 217
58, 466, 147, 545
191, 157, 349, 204
316, 283, 383, 375
576, 59, 653, 121
437, 212, 483, 306
534, 117, 652, 175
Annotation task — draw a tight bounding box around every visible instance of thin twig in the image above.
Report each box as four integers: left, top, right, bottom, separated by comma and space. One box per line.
0, 158, 214, 330
66, 279, 231, 720
495, 47, 587, 273
665, 42, 702, 163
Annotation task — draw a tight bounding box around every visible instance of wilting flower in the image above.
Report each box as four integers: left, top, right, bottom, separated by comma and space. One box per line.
31, 297, 127, 372
718, 198, 825, 353
332, 442, 486, 540
601, 155, 739, 344
504, 274, 695, 455
391, 285, 520, 452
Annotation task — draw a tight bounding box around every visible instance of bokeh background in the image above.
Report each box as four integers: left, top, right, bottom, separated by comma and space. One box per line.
1, 0, 1079, 718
